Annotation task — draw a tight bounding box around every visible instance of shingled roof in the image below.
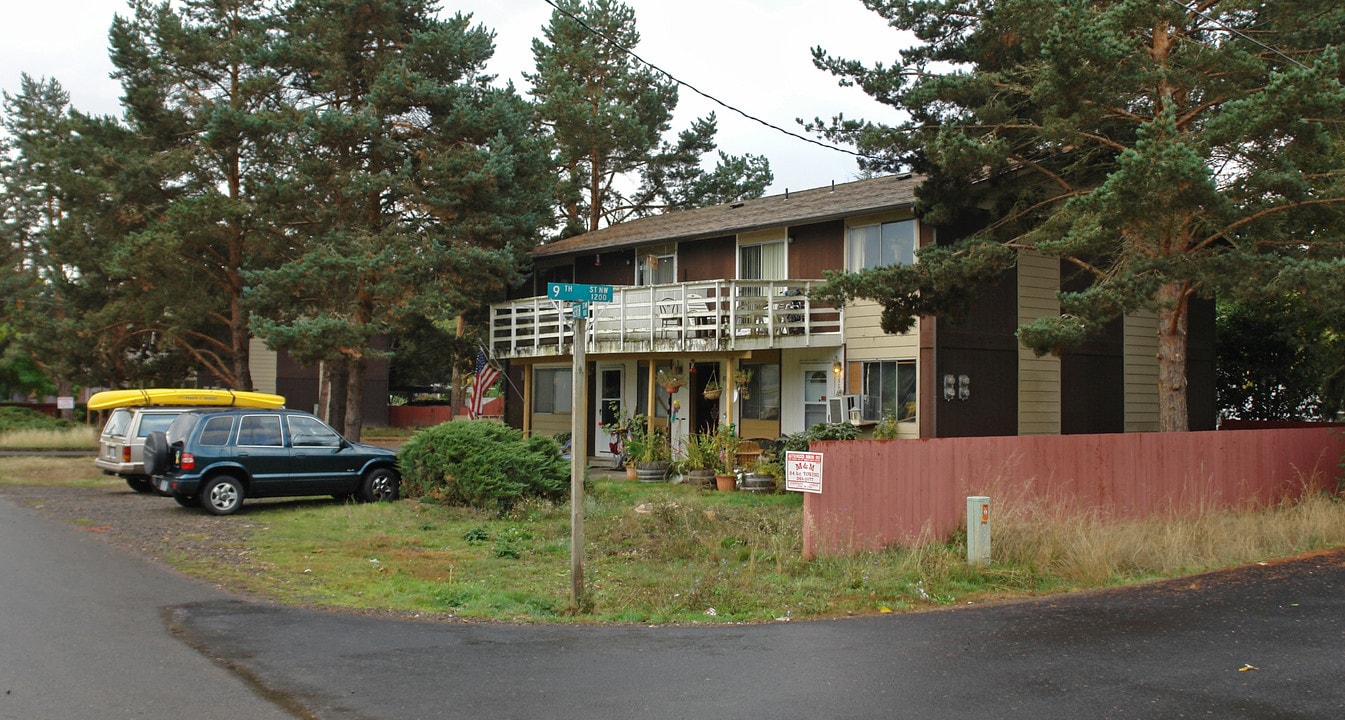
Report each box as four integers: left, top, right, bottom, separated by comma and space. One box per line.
534, 173, 922, 258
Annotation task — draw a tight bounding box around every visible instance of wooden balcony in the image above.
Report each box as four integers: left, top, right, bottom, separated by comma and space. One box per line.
489, 280, 844, 359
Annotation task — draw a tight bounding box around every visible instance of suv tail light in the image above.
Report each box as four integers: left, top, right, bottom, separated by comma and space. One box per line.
179, 452, 196, 471
122, 446, 132, 462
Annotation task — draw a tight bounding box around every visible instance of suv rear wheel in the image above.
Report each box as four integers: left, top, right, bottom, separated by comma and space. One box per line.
201, 475, 244, 515
125, 475, 154, 494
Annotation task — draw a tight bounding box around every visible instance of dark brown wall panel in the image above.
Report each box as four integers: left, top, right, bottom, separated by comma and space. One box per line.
788, 220, 844, 279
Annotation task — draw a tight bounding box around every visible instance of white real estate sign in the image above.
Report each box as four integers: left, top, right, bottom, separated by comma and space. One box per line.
785, 451, 823, 494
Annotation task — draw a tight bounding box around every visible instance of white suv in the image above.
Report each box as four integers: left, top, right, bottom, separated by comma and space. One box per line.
94, 407, 193, 493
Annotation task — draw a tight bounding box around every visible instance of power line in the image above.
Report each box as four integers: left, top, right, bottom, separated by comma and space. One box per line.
1166, 0, 1312, 71
540, 0, 882, 161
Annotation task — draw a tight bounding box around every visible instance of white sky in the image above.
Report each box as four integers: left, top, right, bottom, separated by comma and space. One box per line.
0, 0, 911, 195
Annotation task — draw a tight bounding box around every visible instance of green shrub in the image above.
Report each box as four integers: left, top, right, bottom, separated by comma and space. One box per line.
781, 422, 859, 454
397, 420, 568, 512
0, 406, 75, 433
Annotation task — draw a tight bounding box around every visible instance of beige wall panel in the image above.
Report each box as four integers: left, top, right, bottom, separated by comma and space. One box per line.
1124, 310, 1160, 432
1017, 251, 1060, 435
248, 338, 278, 394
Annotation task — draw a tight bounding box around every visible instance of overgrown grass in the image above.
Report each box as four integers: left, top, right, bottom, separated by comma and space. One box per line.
0, 407, 97, 450
6, 457, 1344, 624
168, 477, 1345, 624
0, 426, 98, 450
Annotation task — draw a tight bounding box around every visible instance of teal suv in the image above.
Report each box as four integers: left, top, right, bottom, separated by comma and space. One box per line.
145, 408, 400, 515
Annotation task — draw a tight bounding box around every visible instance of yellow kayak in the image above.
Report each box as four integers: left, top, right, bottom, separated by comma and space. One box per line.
87, 388, 286, 411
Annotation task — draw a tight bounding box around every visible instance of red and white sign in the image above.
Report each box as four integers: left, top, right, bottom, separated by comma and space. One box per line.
785, 451, 823, 494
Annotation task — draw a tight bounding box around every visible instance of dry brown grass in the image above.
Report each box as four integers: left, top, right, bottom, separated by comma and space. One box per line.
988, 478, 1345, 585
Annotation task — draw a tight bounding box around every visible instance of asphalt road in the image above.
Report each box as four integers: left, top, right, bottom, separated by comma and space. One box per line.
0, 495, 295, 720
5, 492, 1344, 720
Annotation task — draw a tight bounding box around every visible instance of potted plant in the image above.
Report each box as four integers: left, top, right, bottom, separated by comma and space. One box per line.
710, 425, 740, 491
702, 379, 722, 400
656, 368, 685, 394
678, 432, 717, 489
627, 415, 672, 482
732, 367, 754, 399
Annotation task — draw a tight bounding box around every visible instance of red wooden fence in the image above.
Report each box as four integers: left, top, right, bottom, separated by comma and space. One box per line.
802, 428, 1345, 558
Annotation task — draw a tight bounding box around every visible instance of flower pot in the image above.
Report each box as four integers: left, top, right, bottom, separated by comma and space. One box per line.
662, 384, 682, 394
625, 464, 638, 480
714, 473, 736, 491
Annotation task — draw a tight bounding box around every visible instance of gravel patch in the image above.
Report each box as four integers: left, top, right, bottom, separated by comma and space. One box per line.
1, 480, 272, 586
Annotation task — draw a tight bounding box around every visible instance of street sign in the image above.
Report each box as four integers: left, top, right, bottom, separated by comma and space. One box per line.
548, 282, 613, 303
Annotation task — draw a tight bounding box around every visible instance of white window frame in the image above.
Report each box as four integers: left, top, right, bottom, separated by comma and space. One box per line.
848, 218, 917, 271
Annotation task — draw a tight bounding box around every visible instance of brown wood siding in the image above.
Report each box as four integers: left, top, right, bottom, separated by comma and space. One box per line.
786, 220, 844, 278
276, 350, 389, 426
573, 249, 637, 287
1186, 296, 1216, 431
1060, 351, 1124, 434
1060, 310, 1125, 434
677, 236, 736, 281
935, 268, 1018, 437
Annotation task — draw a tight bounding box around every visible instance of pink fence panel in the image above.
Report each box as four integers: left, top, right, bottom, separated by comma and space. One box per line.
803, 428, 1344, 558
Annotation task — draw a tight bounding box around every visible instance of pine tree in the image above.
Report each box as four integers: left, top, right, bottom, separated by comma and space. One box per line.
250, 0, 552, 437
0, 75, 144, 400
105, 0, 291, 390
528, 0, 771, 236
810, 0, 1345, 431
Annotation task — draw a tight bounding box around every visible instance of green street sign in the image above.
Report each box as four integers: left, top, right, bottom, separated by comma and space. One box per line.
547, 282, 613, 303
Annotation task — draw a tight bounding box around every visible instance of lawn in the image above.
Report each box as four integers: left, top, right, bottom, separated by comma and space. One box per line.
4, 455, 1344, 624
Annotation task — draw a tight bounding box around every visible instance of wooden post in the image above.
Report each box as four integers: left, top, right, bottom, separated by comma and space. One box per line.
569, 314, 588, 608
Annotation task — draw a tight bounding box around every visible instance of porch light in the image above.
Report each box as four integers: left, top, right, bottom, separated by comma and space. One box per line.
832, 360, 842, 377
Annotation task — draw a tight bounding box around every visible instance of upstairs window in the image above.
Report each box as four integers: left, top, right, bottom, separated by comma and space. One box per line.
637, 244, 676, 286
848, 219, 916, 271
739, 240, 786, 280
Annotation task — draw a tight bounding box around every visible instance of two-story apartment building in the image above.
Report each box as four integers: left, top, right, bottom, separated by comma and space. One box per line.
488, 174, 1214, 462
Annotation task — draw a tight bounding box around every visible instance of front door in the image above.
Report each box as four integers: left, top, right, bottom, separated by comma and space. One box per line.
803, 366, 830, 429
595, 365, 624, 460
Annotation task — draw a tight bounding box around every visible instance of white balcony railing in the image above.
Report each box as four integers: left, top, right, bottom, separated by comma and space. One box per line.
489, 280, 844, 358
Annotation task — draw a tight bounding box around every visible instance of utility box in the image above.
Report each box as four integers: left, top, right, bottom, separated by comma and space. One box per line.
967, 496, 991, 565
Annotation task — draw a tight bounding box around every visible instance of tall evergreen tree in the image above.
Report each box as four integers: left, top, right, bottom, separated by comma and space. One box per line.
0, 75, 150, 400
528, 0, 771, 236
810, 0, 1345, 431
106, 0, 290, 390
251, 0, 552, 437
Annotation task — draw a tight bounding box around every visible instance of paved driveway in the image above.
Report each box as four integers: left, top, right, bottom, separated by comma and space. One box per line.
169, 550, 1345, 720
4, 488, 1342, 720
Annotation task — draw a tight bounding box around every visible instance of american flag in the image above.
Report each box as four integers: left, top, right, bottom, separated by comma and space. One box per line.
467, 348, 501, 419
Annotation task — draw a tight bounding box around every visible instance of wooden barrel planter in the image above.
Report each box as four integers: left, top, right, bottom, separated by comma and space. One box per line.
740, 473, 775, 493
684, 469, 715, 489
635, 461, 671, 482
